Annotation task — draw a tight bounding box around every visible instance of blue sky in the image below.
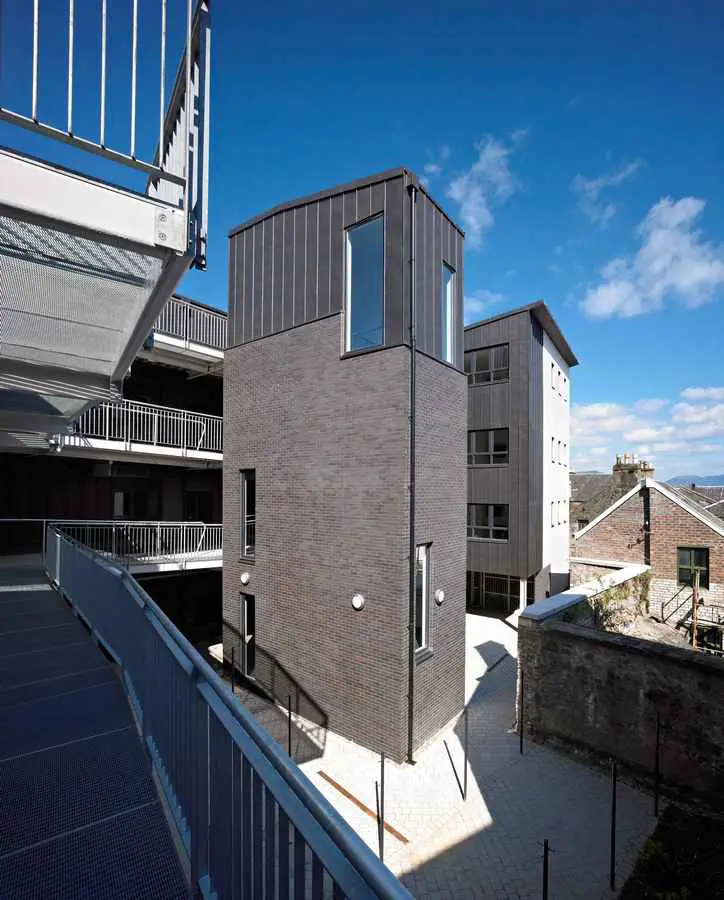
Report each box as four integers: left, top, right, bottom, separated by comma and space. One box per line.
2, 1, 724, 478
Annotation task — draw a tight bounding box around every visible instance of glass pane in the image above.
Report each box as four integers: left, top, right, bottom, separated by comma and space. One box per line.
464, 353, 472, 374
441, 265, 455, 362
476, 348, 490, 373
694, 549, 708, 568
678, 568, 692, 585
493, 505, 508, 528
493, 429, 508, 453
493, 367, 509, 382
347, 217, 384, 351
415, 563, 423, 648
678, 548, 691, 567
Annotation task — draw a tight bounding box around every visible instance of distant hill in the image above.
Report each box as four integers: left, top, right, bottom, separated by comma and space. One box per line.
668, 475, 724, 486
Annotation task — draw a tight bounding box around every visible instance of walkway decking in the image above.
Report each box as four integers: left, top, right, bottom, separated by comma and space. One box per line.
0, 560, 189, 899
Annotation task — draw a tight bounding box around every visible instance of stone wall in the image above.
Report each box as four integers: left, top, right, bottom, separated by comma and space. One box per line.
570, 560, 620, 587
519, 612, 724, 798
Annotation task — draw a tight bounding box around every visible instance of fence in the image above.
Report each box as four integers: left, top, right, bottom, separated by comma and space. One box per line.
63, 398, 223, 454
155, 296, 227, 350
44, 527, 410, 900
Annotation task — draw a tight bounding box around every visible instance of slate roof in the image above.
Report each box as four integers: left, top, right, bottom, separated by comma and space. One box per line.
570, 472, 612, 503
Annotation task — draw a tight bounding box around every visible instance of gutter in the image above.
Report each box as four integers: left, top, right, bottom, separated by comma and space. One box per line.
406, 181, 417, 764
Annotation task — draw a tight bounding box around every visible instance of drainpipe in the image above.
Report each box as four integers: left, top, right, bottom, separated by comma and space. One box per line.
643, 481, 651, 566
406, 181, 418, 764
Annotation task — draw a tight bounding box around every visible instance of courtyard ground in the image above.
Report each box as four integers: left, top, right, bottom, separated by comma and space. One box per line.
292, 613, 658, 899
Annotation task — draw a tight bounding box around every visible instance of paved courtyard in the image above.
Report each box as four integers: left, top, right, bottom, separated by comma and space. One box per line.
294, 613, 657, 899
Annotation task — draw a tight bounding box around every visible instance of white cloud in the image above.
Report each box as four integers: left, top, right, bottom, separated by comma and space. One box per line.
423, 163, 441, 176
423, 145, 451, 180
681, 387, 724, 400
511, 128, 529, 145
581, 196, 724, 318
634, 398, 669, 414
572, 160, 641, 227
446, 135, 521, 248
571, 393, 724, 478
464, 289, 506, 324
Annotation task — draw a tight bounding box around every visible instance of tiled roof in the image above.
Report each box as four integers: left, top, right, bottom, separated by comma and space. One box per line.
570, 472, 612, 502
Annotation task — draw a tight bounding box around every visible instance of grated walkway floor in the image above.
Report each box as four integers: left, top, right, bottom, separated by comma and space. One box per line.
0, 561, 190, 900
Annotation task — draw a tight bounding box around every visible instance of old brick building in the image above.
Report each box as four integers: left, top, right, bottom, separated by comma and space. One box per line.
572, 478, 724, 646
223, 169, 467, 762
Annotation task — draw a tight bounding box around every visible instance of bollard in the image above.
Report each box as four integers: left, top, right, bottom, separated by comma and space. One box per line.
287, 694, 292, 759
519, 670, 524, 755
654, 712, 661, 818
610, 759, 617, 891
380, 752, 385, 863
463, 706, 469, 801
542, 839, 550, 900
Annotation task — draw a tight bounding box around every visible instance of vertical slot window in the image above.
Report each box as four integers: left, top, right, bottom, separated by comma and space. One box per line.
345, 216, 384, 352
441, 263, 455, 363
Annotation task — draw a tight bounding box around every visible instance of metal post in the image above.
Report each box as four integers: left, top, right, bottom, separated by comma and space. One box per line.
610, 759, 617, 891
519, 670, 524, 755
287, 694, 292, 759
231, 647, 235, 694
542, 839, 550, 900
463, 706, 469, 801
654, 712, 661, 818
692, 569, 700, 649
32, 0, 39, 120
380, 752, 385, 863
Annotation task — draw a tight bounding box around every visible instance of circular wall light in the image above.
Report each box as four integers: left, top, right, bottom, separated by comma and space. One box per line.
351, 593, 365, 611
434, 589, 445, 606
240, 572, 251, 586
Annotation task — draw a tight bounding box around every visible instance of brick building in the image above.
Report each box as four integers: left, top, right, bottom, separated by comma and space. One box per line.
223, 169, 467, 763
570, 452, 655, 535
572, 478, 724, 647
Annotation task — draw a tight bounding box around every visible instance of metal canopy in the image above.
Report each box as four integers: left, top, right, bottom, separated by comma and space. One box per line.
0, 0, 210, 444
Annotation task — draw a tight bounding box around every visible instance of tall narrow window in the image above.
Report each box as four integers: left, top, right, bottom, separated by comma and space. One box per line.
240, 470, 256, 556
345, 216, 384, 352
441, 263, 455, 363
415, 544, 430, 651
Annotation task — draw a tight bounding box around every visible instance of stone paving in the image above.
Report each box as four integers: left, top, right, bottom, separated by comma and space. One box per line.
296, 613, 658, 899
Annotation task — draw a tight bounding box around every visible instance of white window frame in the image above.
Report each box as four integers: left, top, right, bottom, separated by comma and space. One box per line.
441, 263, 455, 364
415, 544, 430, 652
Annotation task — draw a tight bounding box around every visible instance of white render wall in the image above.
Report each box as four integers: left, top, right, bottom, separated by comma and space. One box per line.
541, 331, 571, 593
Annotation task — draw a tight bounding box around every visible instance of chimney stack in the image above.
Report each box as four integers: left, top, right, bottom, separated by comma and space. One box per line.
612, 452, 654, 489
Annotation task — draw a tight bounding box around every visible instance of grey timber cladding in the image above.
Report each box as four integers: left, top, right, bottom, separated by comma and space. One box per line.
228, 170, 465, 367
465, 310, 536, 578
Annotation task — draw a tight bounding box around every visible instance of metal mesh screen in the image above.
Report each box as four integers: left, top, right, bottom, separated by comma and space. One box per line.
0, 214, 163, 375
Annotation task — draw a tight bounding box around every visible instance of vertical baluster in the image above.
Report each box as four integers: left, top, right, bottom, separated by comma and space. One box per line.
99, 0, 107, 145
67, 0, 74, 132
130, 0, 138, 157
32, 0, 39, 120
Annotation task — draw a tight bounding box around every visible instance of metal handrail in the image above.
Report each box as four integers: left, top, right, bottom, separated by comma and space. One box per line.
60, 398, 223, 454
154, 296, 227, 351
661, 584, 693, 623
44, 528, 410, 899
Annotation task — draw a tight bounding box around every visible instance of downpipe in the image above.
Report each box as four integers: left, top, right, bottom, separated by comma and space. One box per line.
406, 182, 418, 764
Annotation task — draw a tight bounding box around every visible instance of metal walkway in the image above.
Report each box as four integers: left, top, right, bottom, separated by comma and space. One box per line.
0, 561, 190, 900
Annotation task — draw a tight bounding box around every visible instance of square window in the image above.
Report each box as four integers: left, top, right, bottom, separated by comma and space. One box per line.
678, 547, 709, 589
465, 344, 509, 385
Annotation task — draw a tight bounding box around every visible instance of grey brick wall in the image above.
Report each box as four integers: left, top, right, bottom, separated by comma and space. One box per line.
223, 316, 467, 761
412, 353, 467, 749
224, 315, 412, 760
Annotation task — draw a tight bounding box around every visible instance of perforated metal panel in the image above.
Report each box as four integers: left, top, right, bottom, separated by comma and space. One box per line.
1, 215, 163, 375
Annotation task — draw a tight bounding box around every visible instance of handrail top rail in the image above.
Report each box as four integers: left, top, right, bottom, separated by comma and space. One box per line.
160, 295, 228, 320
86, 398, 222, 420
47, 526, 410, 899
0, 518, 217, 527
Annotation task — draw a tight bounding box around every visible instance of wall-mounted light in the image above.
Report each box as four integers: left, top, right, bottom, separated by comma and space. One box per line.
434, 589, 445, 606
240, 572, 251, 586
351, 593, 365, 611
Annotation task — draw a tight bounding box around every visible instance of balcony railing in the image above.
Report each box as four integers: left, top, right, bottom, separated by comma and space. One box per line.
155, 296, 227, 351
53, 521, 221, 569
44, 528, 410, 900
61, 398, 222, 455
